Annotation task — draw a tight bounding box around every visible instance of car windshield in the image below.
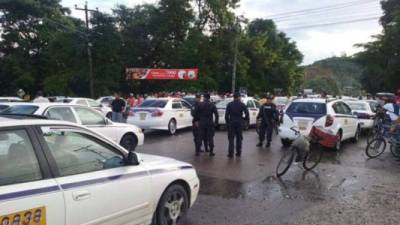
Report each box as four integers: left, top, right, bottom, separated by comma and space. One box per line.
183, 97, 195, 106
139, 100, 167, 108
346, 102, 367, 111
286, 102, 326, 114
1, 105, 39, 115
216, 99, 232, 108
274, 97, 289, 105
0, 105, 10, 111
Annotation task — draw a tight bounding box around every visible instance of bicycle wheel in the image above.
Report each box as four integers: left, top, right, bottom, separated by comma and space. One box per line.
303, 145, 323, 170
389, 141, 400, 158
366, 128, 378, 143
365, 138, 386, 158
276, 147, 296, 177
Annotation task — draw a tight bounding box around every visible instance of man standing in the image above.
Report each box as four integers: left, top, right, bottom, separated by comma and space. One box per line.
111, 92, 126, 123
225, 92, 249, 158
195, 93, 219, 156
257, 95, 278, 148
191, 94, 202, 155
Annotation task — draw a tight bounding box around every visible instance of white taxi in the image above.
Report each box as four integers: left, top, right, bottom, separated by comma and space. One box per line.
216, 97, 260, 129
279, 98, 361, 150
0, 117, 199, 225
127, 98, 193, 135
0, 103, 143, 151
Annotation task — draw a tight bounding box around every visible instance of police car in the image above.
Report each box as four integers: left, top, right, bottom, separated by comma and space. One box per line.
127, 98, 193, 135
216, 97, 259, 129
0, 103, 144, 151
0, 117, 199, 225
279, 98, 361, 150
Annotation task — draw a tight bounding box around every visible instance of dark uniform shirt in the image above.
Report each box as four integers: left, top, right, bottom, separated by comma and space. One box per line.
111, 98, 126, 113
191, 101, 201, 123
225, 100, 250, 124
257, 102, 278, 124
197, 100, 219, 125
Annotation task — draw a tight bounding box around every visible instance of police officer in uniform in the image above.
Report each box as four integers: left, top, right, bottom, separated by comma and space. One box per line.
225, 92, 249, 157
191, 94, 202, 154
196, 93, 219, 156
257, 95, 278, 148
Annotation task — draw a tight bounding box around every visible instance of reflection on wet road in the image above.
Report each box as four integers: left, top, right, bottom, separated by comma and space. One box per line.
137, 128, 400, 225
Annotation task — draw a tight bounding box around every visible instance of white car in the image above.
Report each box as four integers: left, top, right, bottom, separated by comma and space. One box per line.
96, 96, 115, 107
279, 98, 361, 150
55, 97, 112, 118
0, 117, 199, 225
1, 103, 143, 151
127, 98, 193, 135
0, 97, 23, 102
345, 100, 375, 129
216, 97, 260, 129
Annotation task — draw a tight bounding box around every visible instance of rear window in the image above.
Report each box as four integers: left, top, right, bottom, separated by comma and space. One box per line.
1, 105, 39, 115
0, 105, 9, 111
139, 100, 167, 108
346, 102, 367, 111
286, 102, 326, 114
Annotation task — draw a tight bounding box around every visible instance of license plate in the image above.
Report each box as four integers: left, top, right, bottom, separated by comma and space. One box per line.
0, 206, 46, 225
297, 121, 308, 130
139, 113, 146, 120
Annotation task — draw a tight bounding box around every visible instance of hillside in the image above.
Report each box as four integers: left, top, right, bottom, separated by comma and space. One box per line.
303, 56, 363, 95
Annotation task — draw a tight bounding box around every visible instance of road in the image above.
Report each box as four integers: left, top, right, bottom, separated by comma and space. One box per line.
136, 128, 400, 225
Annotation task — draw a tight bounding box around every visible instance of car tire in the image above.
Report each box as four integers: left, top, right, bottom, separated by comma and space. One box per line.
243, 120, 250, 130
168, 119, 177, 135
120, 134, 138, 152
153, 184, 189, 225
106, 112, 112, 119
334, 131, 342, 151
281, 139, 292, 147
352, 125, 361, 143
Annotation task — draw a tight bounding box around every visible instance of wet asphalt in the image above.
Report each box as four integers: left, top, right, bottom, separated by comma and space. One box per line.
136, 128, 400, 225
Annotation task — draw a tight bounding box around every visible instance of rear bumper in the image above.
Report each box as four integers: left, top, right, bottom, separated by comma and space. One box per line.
127, 117, 169, 130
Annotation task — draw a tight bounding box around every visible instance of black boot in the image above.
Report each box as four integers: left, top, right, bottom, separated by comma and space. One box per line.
209, 150, 215, 157
256, 142, 263, 147
265, 142, 271, 148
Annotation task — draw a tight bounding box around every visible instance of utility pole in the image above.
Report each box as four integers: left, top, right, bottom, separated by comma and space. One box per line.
231, 17, 243, 94
75, 2, 98, 98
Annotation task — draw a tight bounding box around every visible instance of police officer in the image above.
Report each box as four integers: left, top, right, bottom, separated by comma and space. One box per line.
196, 93, 219, 156
191, 94, 202, 154
257, 95, 278, 148
225, 92, 249, 158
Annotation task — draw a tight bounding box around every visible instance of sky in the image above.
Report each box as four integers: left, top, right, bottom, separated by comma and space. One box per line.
61, 0, 383, 65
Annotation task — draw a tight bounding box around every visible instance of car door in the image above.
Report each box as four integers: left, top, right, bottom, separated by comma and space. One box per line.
0, 127, 65, 225
44, 106, 78, 124
246, 100, 257, 125
73, 106, 118, 143
181, 100, 193, 127
172, 101, 185, 128
37, 126, 152, 225
340, 102, 358, 139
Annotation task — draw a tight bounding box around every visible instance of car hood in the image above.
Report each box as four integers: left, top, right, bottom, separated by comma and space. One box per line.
137, 153, 192, 168
112, 122, 141, 130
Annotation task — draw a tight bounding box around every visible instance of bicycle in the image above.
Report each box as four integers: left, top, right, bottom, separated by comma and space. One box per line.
366, 108, 386, 143
365, 124, 400, 158
276, 126, 324, 177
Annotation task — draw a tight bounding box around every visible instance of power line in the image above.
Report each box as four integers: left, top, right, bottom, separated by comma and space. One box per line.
280, 16, 380, 31
267, 0, 379, 20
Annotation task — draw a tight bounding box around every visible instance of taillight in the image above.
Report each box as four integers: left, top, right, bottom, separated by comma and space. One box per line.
325, 115, 334, 127
151, 110, 163, 117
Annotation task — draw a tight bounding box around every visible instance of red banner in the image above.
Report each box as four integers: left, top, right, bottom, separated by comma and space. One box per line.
126, 68, 198, 80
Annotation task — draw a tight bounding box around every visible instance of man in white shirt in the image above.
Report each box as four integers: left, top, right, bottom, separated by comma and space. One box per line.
383, 99, 400, 121
32, 91, 50, 103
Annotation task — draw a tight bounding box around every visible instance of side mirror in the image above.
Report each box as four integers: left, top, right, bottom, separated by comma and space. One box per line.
125, 151, 140, 165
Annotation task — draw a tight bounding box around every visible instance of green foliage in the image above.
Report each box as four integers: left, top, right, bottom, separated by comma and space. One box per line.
305, 56, 363, 95
355, 0, 400, 93
303, 77, 340, 95
0, 0, 303, 97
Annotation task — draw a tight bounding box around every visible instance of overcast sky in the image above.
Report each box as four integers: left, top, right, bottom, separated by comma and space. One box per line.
62, 0, 383, 65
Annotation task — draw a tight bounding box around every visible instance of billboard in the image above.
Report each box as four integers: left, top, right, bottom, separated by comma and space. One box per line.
126, 68, 198, 80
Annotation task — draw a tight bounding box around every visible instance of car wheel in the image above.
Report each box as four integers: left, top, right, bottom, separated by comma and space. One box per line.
153, 184, 189, 225
120, 134, 138, 152
281, 139, 292, 147
168, 119, 177, 135
352, 125, 361, 143
334, 131, 342, 151
106, 112, 112, 119
243, 120, 250, 130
